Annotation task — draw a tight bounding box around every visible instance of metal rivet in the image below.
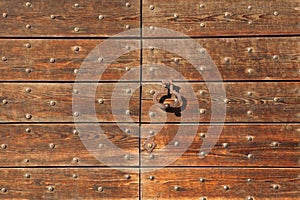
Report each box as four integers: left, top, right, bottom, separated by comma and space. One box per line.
99, 143, 104, 148
49, 143, 55, 149
125, 45, 131, 50
273, 55, 279, 60
1, 188, 7, 193
224, 12, 231, 17
125, 2, 131, 7
199, 66, 205, 71
126, 89, 132, 94
224, 98, 230, 104
124, 174, 131, 179
25, 114, 32, 119
49, 101, 56, 106
124, 154, 130, 160
73, 46, 80, 51
246, 136, 254, 142
125, 24, 130, 29
247, 196, 254, 200
149, 5, 155, 10
149, 26, 154, 30
199, 178, 205, 182
72, 174, 78, 178
273, 11, 279, 16
2, 56, 7, 61
247, 154, 253, 159
273, 184, 279, 190
1, 144, 7, 149
2, 13, 7, 18
273, 97, 280, 102
224, 57, 230, 63
74, 27, 80, 32
247, 178, 252, 182
24, 158, 30, 163
148, 143, 153, 148
73, 89, 79, 94
149, 175, 155, 180
24, 173, 31, 178
223, 185, 229, 190
98, 99, 104, 104
98, 15, 104, 20
25, 68, 31, 73
174, 186, 180, 191
247, 110, 253, 115
246, 68, 254, 74
25, 128, 31, 133
26, 24, 31, 29
73, 129, 79, 135
2, 99, 8, 105
247, 5, 252, 10
25, 88, 32, 93
174, 141, 179, 146
125, 129, 131, 134
199, 90, 205, 95
48, 186, 54, 192
247, 47, 253, 53
199, 133, 206, 138
149, 130, 155, 135
149, 112, 155, 117
200, 197, 207, 200
72, 157, 79, 163
200, 22, 205, 27
199, 4, 205, 8
25, 2, 31, 7
199, 48, 206, 54
125, 67, 130, 71
174, 58, 180, 63
73, 112, 79, 117
125, 110, 131, 115
271, 141, 279, 147
49, 58, 55, 63
149, 46, 154, 51
174, 13, 179, 18
222, 143, 229, 148
149, 154, 155, 159
247, 91, 253, 96
74, 3, 79, 7
73, 69, 79, 74
97, 187, 103, 192
149, 67, 155, 72
25, 43, 31, 48
199, 151, 206, 157
199, 108, 206, 114
248, 20, 253, 25
50, 15, 56, 19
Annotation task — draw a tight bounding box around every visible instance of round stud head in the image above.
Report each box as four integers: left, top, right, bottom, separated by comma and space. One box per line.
247, 110, 253, 115
125, 110, 131, 115
24, 173, 31, 178
25, 2, 31, 7
2, 13, 8, 18
25, 43, 31, 48
48, 186, 54, 192
73, 69, 79, 74
199, 108, 206, 114
98, 143, 104, 148
25, 88, 32, 93
98, 15, 104, 20
247, 5, 252, 10
125, 67, 130, 71
149, 154, 155, 159
199, 133, 206, 138
222, 143, 229, 148
271, 141, 279, 147
25, 68, 32, 73
25, 114, 32, 119
72, 174, 78, 178
149, 90, 155, 95
73, 112, 79, 117
74, 27, 80, 32
2, 56, 7, 61
73, 129, 79, 135
149, 5, 155, 10
273, 184, 279, 190
97, 187, 103, 192
50, 15, 56, 19
200, 22, 205, 27
124, 174, 131, 179
25, 128, 31, 133
149, 112, 155, 117
224, 12, 231, 17
247, 154, 253, 159
273, 11, 279, 16
247, 47, 253, 53
224, 57, 230, 63
2, 99, 8, 105
124, 154, 130, 160
23, 158, 30, 163
125, 24, 130, 29
72, 157, 79, 163
49, 58, 55, 63
247, 196, 254, 200
49, 101, 56, 106
174, 186, 180, 191
73, 46, 80, 51
164, 103, 170, 110
149, 175, 155, 180
98, 98, 104, 104
49, 143, 55, 149
26, 24, 31, 29
125, 2, 131, 7
74, 3, 79, 7
246, 135, 254, 142
174, 141, 179, 146
273, 97, 280, 102
200, 197, 207, 200
199, 178, 205, 182
223, 185, 229, 190
125, 129, 131, 134
1, 188, 7, 193
199, 4, 205, 8
174, 13, 179, 18
1, 144, 7, 149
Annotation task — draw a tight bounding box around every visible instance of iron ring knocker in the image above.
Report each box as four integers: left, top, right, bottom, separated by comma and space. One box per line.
153, 80, 183, 111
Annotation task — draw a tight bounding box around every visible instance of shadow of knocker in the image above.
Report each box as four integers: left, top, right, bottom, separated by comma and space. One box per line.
153, 80, 187, 117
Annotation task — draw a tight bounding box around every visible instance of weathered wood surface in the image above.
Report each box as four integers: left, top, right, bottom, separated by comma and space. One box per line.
143, 37, 300, 81
0, 168, 139, 199
141, 168, 300, 200
0, 0, 140, 37
0, 124, 138, 166
143, 0, 300, 37
142, 82, 300, 122
141, 124, 300, 167
0, 39, 140, 81
0, 83, 140, 122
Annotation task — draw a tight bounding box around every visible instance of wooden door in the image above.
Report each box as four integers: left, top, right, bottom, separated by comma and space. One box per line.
0, 0, 299, 199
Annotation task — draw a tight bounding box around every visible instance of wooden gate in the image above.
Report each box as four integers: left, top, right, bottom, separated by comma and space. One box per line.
0, 0, 299, 199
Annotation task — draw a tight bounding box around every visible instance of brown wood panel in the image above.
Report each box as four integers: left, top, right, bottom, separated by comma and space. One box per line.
141, 168, 300, 200
0, 0, 140, 37
142, 82, 300, 122
141, 124, 300, 167
0, 124, 138, 166
0, 39, 140, 81
0, 83, 140, 122
143, 37, 300, 81
0, 168, 138, 199
143, 0, 300, 37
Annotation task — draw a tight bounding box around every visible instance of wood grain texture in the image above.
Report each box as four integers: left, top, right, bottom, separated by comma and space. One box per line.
0, 168, 138, 199
143, 37, 300, 81
141, 124, 300, 167
0, 0, 140, 37
0, 39, 140, 81
0, 83, 140, 122
142, 82, 300, 122
143, 0, 300, 37
0, 124, 138, 166
141, 168, 300, 200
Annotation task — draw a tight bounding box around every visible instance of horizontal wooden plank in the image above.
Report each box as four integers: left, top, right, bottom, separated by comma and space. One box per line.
0, 0, 140, 37
142, 82, 300, 122
143, 0, 300, 37
141, 124, 300, 167
0, 124, 138, 166
143, 37, 300, 81
141, 168, 300, 200
0, 168, 138, 199
0, 39, 140, 81
0, 83, 140, 122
